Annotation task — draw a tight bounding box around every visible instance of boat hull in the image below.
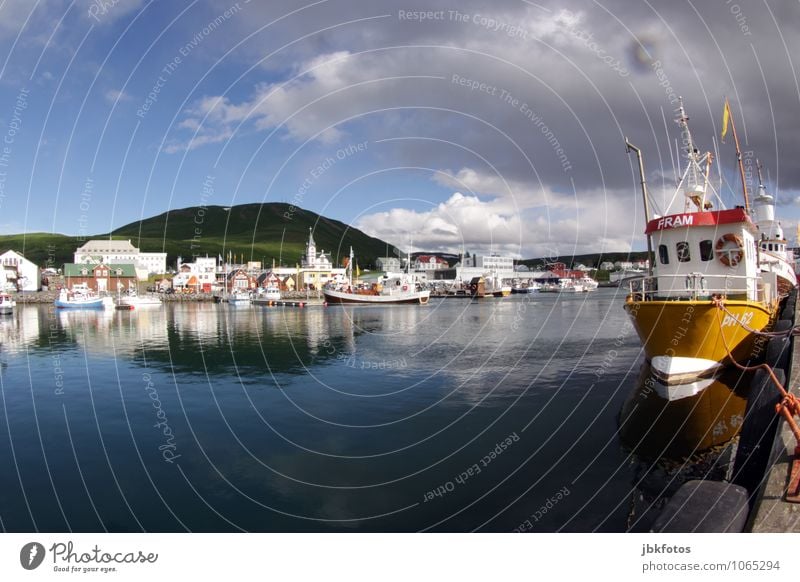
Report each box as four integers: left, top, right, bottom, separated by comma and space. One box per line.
323, 288, 430, 305
624, 297, 775, 382
119, 298, 162, 307
55, 298, 104, 309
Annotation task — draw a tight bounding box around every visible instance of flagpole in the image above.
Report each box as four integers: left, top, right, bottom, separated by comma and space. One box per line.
724, 98, 750, 213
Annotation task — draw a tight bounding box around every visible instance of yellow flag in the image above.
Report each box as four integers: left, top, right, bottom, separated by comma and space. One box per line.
721, 99, 730, 142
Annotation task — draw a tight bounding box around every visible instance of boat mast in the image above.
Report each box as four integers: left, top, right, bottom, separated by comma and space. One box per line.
348, 246, 354, 287
676, 98, 708, 212
625, 139, 653, 277
723, 98, 750, 213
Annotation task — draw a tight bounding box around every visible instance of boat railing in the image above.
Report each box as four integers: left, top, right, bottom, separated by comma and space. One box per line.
627, 273, 763, 302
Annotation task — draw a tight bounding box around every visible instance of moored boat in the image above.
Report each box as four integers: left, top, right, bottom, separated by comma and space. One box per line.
623, 99, 787, 384
252, 285, 281, 305
0, 293, 15, 315
323, 247, 430, 305
118, 290, 162, 308
226, 290, 252, 306
54, 286, 105, 309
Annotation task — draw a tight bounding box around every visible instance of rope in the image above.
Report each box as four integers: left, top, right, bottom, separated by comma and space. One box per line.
711, 295, 798, 339
713, 298, 800, 446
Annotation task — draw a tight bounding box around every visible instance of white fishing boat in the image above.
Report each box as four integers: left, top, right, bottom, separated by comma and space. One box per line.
752, 164, 798, 294
252, 285, 281, 305
579, 276, 599, 291
323, 247, 430, 305
227, 290, 251, 306
558, 279, 584, 293
55, 286, 105, 309
117, 290, 162, 309
0, 293, 15, 315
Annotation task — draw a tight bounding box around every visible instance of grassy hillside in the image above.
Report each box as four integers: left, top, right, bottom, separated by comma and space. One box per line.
0, 203, 398, 269
0, 233, 78, 268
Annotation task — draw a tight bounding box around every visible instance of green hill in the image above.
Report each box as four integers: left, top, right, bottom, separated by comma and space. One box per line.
0, 203, 398, 269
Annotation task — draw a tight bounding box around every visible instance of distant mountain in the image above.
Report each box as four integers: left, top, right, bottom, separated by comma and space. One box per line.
0, 203, 399, 269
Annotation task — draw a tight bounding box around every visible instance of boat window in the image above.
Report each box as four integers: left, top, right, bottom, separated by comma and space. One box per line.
676, 241, 690, 262
699, 240, 714, 261
658, 244, 669, 264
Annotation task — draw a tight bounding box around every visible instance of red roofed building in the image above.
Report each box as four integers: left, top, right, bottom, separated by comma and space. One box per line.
413, 255, 449, 270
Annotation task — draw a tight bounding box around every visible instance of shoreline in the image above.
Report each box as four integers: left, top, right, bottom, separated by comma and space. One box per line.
10, 290, 327, 304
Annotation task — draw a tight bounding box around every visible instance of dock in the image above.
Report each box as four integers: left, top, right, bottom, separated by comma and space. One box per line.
251, 299, 325, 308
747, 296, 800, 532
652, 290, 800, 532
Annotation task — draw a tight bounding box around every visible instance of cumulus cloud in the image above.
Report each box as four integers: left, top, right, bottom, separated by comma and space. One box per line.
355, 166, 644, 257
164, 0, 800, 255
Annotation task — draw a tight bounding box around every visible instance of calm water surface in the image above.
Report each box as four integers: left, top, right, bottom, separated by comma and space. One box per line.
0, 289, 648, 532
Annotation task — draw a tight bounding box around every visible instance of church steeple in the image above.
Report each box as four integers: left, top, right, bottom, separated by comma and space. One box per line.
305, 227, 317, 267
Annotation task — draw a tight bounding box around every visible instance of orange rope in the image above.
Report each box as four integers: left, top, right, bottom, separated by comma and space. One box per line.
713, 298, 800, 446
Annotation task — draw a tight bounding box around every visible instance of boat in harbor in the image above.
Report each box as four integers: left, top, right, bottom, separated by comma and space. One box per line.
252, 285, 281, 305
623, 99, 790, 384
54, 286, 107, 309
752, 164, 798, 294
323, 248, 430, 305
485, 275, 512, 297
227, 290, 252, 306
117, 290, 162, 309
511, 282, 540, 294
0, 293, 15, 315
558, 279, 584, 293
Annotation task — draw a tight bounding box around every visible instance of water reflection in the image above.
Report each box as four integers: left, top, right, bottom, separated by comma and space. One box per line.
618, 362, 749, 460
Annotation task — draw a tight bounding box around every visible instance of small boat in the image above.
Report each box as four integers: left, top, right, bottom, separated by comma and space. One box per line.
0, 293, 15, 315
118, 290, 162, 308
226, 290, 251, 306
558, 279, 584, 293
579, 276, 599, 291
54, 287, 105, 309
252, 285, 281, 305
511, 282, 540, 294
485, 273, 511, 297
323, 247, 430, 305
624, 99, 789, 384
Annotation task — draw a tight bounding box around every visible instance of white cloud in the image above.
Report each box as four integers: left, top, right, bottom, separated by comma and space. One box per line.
355, 167, 645, 258
105, 88, 131, 103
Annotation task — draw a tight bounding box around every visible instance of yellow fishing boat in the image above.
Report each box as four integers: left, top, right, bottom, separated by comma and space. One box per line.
624, 99, 792, 385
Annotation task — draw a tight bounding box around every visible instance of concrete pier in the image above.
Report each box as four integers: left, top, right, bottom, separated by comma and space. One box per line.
748, 302, 800, 532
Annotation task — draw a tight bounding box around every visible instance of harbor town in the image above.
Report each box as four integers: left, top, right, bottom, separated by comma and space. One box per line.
1, 227, 632, 304
4, 5, 800, 578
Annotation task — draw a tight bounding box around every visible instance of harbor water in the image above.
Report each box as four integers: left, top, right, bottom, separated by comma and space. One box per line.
0, 289, 669, 532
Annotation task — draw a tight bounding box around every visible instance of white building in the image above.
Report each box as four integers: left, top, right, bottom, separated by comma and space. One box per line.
413, 255, 449, 270
0, 250, 40, 291
74, 239, 167, 277
461, 253, 515, 272
301, 229, 333, 269
273, 229, 344, 290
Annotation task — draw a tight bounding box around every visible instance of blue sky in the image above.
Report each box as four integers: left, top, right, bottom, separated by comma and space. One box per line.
0, 0, 799, 258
